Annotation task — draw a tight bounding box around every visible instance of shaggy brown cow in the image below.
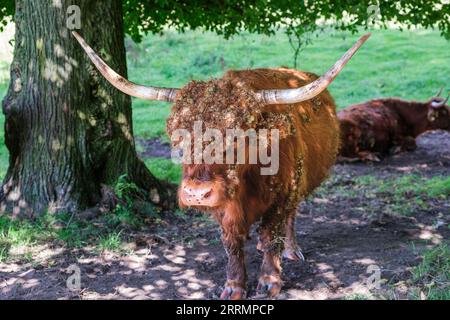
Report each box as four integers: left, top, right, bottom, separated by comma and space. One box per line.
73, 32, 370, 299
338, 92, 450, 161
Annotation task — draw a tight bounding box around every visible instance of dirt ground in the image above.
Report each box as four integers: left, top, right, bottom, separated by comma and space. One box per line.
1, 130, 449, 300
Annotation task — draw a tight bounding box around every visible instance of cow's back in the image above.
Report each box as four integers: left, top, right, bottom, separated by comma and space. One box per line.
225, 68, 340, 196
338, 100, 405, 156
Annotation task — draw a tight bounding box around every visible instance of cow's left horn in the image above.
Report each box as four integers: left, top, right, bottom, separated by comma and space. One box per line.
72, 32, 179, 102
256, 33, 371, 105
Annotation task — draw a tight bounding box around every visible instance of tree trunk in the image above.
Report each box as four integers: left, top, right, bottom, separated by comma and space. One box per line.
1, 0, 174, 218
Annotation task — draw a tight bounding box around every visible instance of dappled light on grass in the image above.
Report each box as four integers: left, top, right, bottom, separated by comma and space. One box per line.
144, 157, 182, 184
416, 224, 443, 245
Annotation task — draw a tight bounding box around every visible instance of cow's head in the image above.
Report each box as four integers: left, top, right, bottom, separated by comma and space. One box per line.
166, 79, 261, 210
73, 32, 370, 209
427, 88, 450, 130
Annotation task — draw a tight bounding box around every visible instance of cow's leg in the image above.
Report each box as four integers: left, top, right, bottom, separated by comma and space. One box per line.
282, 209, 305, 262
219, 202, 248, 300
256, 209, 286, 297
220, 233, 247, 300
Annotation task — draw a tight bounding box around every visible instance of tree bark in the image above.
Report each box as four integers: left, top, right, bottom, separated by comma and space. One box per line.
1, 0, 174, 218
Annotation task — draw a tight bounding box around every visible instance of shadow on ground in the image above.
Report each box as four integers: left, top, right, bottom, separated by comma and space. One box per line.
1, 130, 449, 300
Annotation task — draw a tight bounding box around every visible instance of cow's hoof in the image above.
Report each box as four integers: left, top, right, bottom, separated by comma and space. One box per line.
282, 246, 305, 262
220, 282, 246, 300
257, 275, 282, 298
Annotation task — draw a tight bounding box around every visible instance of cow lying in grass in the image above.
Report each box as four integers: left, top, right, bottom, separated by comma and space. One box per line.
73, 31, 370, 299
338, 91, 450, 161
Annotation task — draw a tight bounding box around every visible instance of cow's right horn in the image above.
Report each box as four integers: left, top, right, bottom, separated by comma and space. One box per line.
72, 32, 179, 102
434, 87, 444, 97
256, 33, 371, 105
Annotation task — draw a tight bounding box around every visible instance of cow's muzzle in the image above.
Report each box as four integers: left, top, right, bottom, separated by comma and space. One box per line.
179, 180, 222, 207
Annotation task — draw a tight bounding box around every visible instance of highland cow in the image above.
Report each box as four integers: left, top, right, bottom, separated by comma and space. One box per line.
73, 32, 370, 299
338, 91, 450, 161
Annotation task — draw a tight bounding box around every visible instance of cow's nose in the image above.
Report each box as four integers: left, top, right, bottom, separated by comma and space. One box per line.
183, 186, 213, 200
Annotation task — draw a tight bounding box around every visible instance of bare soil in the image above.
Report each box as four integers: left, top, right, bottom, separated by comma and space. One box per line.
1, 130, 449, 300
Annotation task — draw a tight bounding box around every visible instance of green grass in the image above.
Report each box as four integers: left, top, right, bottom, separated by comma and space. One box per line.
315, 174, 450, 216
358, 174, 450, 201
0, 175, 161, 261
0, 211, 133, 261
379, 175, 450, 198
0, 214, 55, 262
353, 174, 450, 215
410, 244, 450, 300
144, 157, 182, 184
97, 231, 123, 253
0, 172, 168, 261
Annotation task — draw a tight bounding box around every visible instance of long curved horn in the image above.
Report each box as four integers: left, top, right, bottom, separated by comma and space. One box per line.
72, 31, 179, 102
255, 33, 371, 105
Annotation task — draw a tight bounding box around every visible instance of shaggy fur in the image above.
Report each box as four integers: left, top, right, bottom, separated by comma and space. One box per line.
167, 68, 340, 299
338, 97, 450, 161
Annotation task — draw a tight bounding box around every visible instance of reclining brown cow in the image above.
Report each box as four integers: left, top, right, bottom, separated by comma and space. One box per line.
74, 32, 370, 299
338, 91, 450, 161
